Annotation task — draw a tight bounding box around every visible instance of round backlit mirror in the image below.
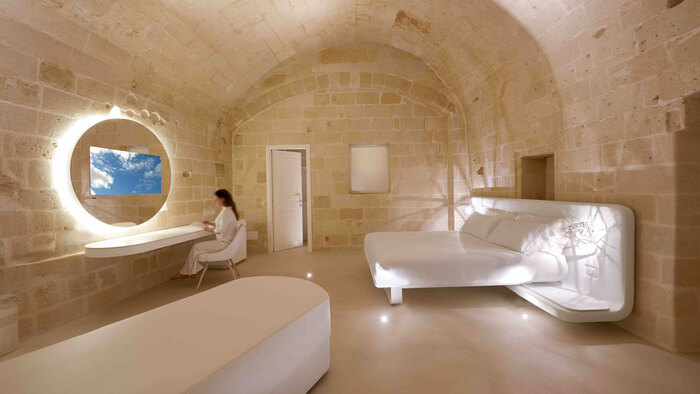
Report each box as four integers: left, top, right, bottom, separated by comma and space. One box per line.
69, 119, 171, 227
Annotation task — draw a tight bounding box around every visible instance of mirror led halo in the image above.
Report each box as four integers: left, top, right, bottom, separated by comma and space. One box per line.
52, 107, 172, 233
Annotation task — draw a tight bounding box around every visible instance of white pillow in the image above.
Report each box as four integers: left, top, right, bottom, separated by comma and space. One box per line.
483, 207, 507, 216
514, 213, 569, 252
486, 219, 551, 255
515, 212, 564, 228
461, 207, 513, 222
460, 212, 504, 240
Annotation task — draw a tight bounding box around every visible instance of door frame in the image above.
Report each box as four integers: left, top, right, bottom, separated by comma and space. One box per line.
266, 145, 312, 253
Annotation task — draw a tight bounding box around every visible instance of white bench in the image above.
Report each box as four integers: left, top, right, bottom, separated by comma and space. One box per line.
0, 276, 330, 393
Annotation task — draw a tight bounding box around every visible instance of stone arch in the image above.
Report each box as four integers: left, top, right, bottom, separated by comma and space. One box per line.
229, 44, 471, 250
224, 43, 465, 128
227, 70, 458, 130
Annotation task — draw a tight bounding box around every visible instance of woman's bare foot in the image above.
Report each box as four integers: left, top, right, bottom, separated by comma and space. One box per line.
169, 273, 196, 280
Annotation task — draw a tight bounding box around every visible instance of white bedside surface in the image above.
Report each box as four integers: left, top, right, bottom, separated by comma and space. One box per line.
84, 224, 212, 258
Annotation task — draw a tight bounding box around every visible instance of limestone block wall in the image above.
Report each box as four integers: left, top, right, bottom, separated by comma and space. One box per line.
669, 94, 700, 352
464, 1, 700, 351
235, 91, 458, 250
229, 45, 467, 250
0, 12, 231, 340
0, 0, 696, 353
0, 295, 18, 356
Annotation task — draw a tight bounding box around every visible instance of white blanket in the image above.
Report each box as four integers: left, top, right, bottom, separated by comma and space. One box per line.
365, 231, 566, 288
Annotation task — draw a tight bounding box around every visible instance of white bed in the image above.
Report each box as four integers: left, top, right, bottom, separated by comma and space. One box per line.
365, 197, 635, 323
366, 231, 566, 289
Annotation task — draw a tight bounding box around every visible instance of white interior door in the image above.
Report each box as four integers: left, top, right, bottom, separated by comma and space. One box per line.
272, 150, 303, 251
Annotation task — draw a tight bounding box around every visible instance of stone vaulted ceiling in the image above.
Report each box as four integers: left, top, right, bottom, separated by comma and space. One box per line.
21, 0, 556, 109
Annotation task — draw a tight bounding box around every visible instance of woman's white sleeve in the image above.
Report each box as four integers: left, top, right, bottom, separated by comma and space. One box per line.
214, 211, 224, 234
216, 211, 237, 242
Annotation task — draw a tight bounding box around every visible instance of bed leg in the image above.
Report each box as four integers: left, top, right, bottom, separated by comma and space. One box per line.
384, 287, 402, 305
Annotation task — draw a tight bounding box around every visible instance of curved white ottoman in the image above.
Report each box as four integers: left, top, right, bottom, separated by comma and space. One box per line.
0, 276, 330, 394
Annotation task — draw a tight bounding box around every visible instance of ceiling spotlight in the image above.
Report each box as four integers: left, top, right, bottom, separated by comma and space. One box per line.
306, 272, 313, 279
380, 315, 388, 323
521, 313, 528, 320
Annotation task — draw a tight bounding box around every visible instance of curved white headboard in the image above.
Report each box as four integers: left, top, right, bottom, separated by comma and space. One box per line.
470, 197, 635, 322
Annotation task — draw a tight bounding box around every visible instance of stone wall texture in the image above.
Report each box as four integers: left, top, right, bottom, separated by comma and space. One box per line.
0, 0, 697, 351
460, 1, 700, 353
230, 45, 468, 250
0, 294, 19, 356
0, 4, 231, 340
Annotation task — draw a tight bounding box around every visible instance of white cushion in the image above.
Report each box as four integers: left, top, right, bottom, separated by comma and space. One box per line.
514, 213, 569, 252
483, 207, 508, 216
459, 212, 504, 240
514, 212, 564, 228
486, 219, 551, 255
483, 208, 518, 220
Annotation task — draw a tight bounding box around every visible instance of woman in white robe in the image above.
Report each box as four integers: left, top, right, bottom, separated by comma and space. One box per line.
170, 189, 239, 279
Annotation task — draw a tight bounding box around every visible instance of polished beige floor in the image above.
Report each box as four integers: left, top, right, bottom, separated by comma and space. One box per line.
3, 248, 699, 393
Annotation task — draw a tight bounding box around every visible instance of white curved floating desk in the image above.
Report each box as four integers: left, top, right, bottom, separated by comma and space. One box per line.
0, 276, 331, 394
85, 224, 213, 258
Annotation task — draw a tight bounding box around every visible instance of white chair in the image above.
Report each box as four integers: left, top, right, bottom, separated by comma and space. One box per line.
196, 222, 246, 290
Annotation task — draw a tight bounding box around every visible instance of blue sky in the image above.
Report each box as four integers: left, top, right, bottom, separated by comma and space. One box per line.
90, 146, 161, 196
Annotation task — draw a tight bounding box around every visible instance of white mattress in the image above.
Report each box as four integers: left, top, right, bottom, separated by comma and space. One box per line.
365, 231, 565, 288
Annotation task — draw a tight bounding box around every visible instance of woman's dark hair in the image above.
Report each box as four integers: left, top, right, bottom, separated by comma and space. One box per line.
215, 189, 239, 220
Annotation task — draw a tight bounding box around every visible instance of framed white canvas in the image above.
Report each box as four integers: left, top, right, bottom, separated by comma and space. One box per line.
349, 144, 390, 193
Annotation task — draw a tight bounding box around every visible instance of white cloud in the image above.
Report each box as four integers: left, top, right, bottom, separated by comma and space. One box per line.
90, 163, 114, 190
89, 146, 156, 173
89, 146, 161, 195
125, 157, 155, 171
144, 163, 161, 178
90, 147, 118, 175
